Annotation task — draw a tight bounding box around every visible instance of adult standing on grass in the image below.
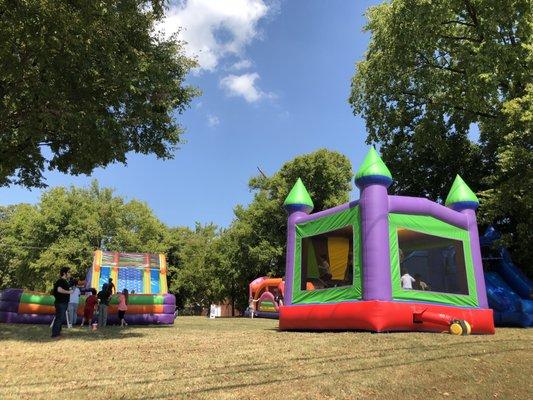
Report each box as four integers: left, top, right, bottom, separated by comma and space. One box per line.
51, 267, 73, 339
97, 283, 111, 327
67, 279, 80, 328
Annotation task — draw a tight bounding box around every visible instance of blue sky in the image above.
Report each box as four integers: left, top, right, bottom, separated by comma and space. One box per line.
0, 0, 380, 229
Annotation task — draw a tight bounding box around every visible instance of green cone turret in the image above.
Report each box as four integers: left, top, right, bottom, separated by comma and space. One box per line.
284, 178, 314, 214
445, 175, 479, 210
354, 147, 393, 188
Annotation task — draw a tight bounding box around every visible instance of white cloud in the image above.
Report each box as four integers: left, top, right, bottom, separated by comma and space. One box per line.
159, 0, 270, 71
231, 59, 253, 70
220, 73, 275, 103
207, 114, 220, 127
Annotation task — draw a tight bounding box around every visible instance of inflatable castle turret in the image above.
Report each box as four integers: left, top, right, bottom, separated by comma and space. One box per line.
279, 148, 495, 334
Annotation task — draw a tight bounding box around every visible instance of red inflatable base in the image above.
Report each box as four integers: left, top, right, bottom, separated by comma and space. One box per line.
279, 301, 495, 334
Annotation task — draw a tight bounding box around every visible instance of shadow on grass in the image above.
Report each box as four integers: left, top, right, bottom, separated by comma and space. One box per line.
0, 323, 173, 342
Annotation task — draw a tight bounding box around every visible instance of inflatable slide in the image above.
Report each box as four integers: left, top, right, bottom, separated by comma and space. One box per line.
481, 227, 533, 327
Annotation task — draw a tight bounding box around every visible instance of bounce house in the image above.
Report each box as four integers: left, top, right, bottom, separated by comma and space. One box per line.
481, 227, 533, 327
279, 148, 495, 334
248, 277, 284, 318
0, 251, 176, 325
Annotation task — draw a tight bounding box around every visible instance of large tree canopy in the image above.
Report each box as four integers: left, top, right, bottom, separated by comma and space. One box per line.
0, 0, 198, 188
350, 0, 532, 271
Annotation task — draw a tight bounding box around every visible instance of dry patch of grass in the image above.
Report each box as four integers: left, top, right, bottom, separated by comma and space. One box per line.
0, 317, 532, 399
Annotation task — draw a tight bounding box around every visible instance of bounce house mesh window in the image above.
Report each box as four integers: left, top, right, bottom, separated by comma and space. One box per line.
397, 229, 469, 295
301, 226, 354, 291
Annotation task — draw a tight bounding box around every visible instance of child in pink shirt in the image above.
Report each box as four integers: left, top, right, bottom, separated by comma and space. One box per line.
118, 288, 129, 327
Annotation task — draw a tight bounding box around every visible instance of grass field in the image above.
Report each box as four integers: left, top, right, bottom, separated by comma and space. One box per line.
0, 317, 532, 400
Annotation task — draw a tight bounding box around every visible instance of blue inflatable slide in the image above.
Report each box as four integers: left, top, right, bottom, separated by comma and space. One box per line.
481, 227, 533, 327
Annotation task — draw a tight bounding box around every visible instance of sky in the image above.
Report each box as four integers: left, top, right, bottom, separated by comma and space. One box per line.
0, 0, 380, 229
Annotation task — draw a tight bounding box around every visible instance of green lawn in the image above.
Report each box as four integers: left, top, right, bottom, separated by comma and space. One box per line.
0, 317, 531, 399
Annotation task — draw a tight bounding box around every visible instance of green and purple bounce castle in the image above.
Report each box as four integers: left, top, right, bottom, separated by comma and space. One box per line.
279, 148, 495, 334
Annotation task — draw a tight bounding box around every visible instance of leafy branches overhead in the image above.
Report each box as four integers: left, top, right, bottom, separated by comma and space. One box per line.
350, 0, 532, 271
0, 1, 199, 188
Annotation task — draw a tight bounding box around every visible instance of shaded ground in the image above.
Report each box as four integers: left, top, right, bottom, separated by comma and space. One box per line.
0, 317, 531, 399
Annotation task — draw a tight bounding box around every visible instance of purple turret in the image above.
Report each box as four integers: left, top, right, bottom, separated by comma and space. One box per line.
355, 148, 393, 301
445, 175, 488, 308
283, 178, 314, 305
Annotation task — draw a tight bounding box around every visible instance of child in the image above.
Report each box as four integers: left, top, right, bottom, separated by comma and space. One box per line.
80, 289, 98, 327
400, 268, 415, 289
118, 288, 129, 327
67, 279, 80, 328
414, 273, 430, 291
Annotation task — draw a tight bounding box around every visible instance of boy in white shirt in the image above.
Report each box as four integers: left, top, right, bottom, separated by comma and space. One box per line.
400, 268, 415, 289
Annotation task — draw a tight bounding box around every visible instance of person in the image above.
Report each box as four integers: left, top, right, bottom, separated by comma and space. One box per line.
51, 267, 73, 339
108, 277, 116, 294
117, 288, 129, 327
67, 279, 80, 328
318, 255, 332, 287
273, 288, 284, 306
318, 255, 331, 278
400, 268, 415, 289
414, 274, 430, 291
80, 288, 98, 327
344, 252, 354, 284
399, 249, 405, 264
97, 283, 111, 327
131, 290, 135, 295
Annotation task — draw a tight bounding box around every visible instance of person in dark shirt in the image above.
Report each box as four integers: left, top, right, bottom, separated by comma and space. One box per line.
51, 267, 73, 339
108, 278, 116, 294
97, 283, 111, 327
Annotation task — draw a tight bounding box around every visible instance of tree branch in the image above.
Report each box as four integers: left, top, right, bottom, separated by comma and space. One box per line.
416, 52, 466, 75
440, 35, 482, 43
442, 20, 476, 27
464, 0, 484, 42
400, 91, 499, 119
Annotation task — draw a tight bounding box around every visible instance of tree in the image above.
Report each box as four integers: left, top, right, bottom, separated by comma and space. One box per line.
350, 0, 532, 272
167, 224, 224, 311
217, 149, 353, 312
0, 181, 171, 290
0, 0, 199, 188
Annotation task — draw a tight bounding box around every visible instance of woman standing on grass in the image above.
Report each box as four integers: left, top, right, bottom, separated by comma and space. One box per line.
118, 288, 129, 327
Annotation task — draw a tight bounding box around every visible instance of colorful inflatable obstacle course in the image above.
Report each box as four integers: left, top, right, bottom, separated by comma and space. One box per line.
279, 148, 495, 334
0, 251, 176, 325
481, 227, 533, 327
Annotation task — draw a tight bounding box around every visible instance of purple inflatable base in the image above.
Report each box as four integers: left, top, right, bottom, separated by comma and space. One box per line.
106, 313, 175, 325
0, 300, 20, 313
0, 311, 54, 324
0, 289, 23, 302
0, 311, 175, 325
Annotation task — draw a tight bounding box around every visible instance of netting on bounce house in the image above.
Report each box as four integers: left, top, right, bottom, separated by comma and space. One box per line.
279, 148, 495, 335
0, 251, 176, 325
